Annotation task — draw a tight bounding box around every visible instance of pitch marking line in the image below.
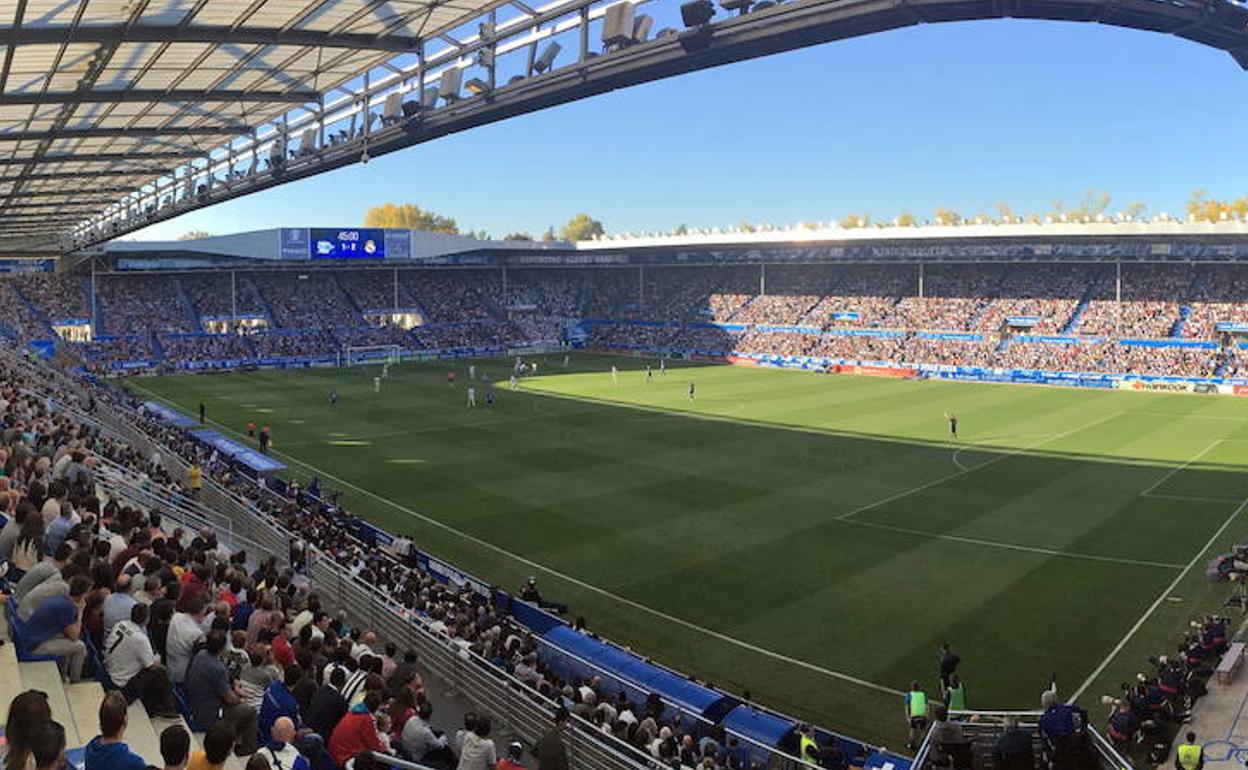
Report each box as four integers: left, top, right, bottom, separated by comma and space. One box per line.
835, 411, 1126, 523
1138, 438, 1225, 499
951, 433, 1058, 471
128, 384, 905, 698
1141, 492, 1245, 505
842, 519, 1184, 571
1069, 491, 1248, 703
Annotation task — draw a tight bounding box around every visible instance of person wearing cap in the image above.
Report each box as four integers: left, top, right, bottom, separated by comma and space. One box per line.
533, 708, 569, 770
498, 743, 525, 770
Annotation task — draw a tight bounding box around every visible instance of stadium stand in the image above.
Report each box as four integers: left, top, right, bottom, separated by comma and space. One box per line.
8, 260, 1248, 380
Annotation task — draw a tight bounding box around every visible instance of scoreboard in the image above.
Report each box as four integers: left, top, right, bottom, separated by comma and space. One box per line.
310, 228, 385, 259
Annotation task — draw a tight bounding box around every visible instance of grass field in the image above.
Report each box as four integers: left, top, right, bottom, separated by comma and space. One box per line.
128, 354, 1248, 747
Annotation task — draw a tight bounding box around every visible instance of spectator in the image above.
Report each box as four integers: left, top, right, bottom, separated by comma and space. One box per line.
185, 630, 260, 756
456, 716, 496, 770
104, 603, 179, 718
498, 743, 525, 770
84, 692, 148, 770
992, 716, 1033, 770
328, 691, 385, 769
4, 690, 52, 770
166, 596, 208, 684
401, 701, 454, 768
29, 721, 66, 770
102, 574, 138, 637
159, 726, 192, 770
25, 574, 90, 682
263, 717, 312, 770
533, 708, 569, 770
188, 723, 236, 770
305, 668, 348, 740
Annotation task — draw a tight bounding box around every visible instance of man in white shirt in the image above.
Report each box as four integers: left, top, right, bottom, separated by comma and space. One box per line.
402, 701, 455, 765
105, 604, 179, 718
166, 596, 208, 684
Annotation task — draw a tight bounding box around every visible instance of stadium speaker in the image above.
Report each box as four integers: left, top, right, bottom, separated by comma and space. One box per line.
533, 41, 561, 74
680, 0, 714, 26
438, 67, 463, 103
400, 99, 420, 118
602, 2, 636, 47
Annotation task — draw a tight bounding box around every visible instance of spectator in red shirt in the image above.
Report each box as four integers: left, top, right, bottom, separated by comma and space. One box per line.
272, 623, 296, 669
328, 692, 385, 769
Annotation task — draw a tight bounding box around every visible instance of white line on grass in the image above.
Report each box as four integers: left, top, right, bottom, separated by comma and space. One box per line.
1068, 493, 1248, 703
841, 519, 1185, 570
1137, 438, 1224, 498
1140, 492, 1245, 505
129, 384, 906, 698
835, 411, 1126, 522
951, 433, 1058, 471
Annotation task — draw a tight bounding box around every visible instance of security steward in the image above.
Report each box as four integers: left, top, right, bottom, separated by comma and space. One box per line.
1175, 732, 1203, 770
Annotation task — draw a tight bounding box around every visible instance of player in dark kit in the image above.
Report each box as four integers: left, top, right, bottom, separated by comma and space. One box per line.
946, 412, 958, 440
198, 402, 205, 424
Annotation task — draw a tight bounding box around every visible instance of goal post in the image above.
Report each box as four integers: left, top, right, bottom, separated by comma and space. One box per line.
341, 344, 403, 367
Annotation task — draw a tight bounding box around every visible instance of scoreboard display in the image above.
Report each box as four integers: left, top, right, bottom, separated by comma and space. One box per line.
310, 228, 385, 259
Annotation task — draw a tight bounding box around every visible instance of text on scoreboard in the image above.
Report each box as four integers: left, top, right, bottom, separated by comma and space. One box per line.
310, 228, 385, 259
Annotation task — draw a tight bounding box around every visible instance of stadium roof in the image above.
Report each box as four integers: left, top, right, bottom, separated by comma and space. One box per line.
0, 0, 491, 249
6, 0, 1248, 258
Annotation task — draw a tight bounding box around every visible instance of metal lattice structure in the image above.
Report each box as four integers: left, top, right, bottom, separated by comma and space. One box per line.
4, 0, 1248, 257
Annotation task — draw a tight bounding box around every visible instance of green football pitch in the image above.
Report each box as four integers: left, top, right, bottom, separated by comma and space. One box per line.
128, 354, 1248, 746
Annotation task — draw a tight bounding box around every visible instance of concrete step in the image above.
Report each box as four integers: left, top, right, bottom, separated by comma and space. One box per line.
0, 642, 20, 723
124, 699, 163, 764
20, 660, 79, 747
66, 682, 105, 743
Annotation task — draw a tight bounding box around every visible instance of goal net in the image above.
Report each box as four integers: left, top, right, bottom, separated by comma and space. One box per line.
342, 345, 402, 367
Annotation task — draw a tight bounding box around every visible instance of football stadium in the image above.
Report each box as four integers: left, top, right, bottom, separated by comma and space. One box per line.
4, 2, 1248, 770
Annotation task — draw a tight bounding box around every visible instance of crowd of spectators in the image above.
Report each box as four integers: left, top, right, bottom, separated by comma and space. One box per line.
6, 263, 1248, 375
403, 273, 499, 323
251, 274, 361, 330
159, 334, 257, 365
181, 274, 267, 320
337, 272, 420, 314
97, 276, 199, 336
0, 281, 52, 341
249, 331, 341, 360
17, 274, 91, 322
585, 324, 678, 350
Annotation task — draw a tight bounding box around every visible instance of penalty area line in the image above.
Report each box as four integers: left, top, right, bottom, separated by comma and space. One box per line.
842, 519, 1184, 571
128, 384, 905, 699
837, 410, 1125, 523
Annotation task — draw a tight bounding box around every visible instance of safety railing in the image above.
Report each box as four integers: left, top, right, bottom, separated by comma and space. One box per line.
910, 711, 1134, 770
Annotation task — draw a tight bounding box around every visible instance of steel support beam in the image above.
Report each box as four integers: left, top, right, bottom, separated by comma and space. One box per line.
0, 125, 250, 141
0, 89, 318, 105
0, 151, 197, 166
0, 24, 419, 52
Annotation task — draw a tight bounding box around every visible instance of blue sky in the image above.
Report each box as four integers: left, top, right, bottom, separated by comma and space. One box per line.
131, 19, 1248, 240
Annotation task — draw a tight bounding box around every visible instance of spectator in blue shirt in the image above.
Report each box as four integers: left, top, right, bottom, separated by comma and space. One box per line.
26, 574, 90, 682
43, 507, 75, 556
84, 692, 148, 770
185, 630, 260, 756
102, 574, 138, 637
261, 665, 304, 740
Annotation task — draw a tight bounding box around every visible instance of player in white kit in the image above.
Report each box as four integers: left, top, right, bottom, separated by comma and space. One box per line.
373, 376, 380, 393
467, 386, 476, 407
